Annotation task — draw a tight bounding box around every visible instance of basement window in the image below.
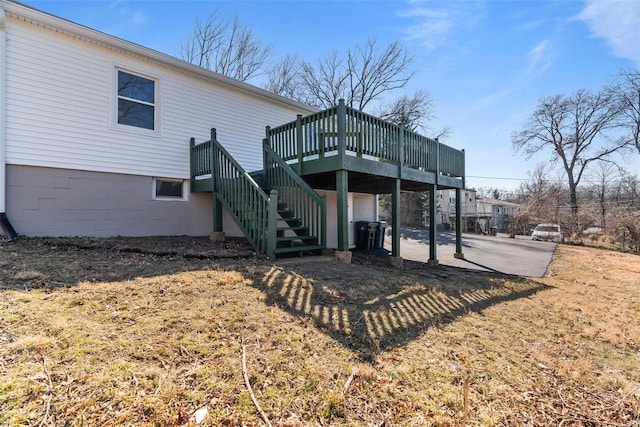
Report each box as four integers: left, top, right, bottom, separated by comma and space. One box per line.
153, 179, 187, 201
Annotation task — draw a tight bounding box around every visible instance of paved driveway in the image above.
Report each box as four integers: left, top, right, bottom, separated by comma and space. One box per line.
384, 228, 557, 277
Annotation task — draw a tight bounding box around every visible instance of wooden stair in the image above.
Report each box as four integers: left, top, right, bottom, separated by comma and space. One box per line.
272, 196, 323, 257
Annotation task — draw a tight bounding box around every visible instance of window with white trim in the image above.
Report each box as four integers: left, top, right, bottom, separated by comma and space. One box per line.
117, 69, 156, 130
153, 179, 187, 201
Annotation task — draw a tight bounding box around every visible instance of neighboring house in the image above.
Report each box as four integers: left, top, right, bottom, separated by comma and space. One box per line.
0, 0, 465, 262
439, 189, 477, 231
439, 190, 520, 234
474, 198, 519, 233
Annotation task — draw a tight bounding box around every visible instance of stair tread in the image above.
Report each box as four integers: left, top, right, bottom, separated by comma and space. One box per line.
274, 245, 324, 254
277, 235, 317, 242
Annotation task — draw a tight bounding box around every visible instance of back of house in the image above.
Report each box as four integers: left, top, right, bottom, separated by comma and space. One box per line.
0, 0, 320, 238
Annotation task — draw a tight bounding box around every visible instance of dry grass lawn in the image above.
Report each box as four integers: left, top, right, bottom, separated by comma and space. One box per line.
0, 237, 639, 426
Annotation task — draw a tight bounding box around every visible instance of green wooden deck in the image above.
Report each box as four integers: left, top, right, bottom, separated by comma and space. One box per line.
266, 99, 465, 193
190, 100, 465, 261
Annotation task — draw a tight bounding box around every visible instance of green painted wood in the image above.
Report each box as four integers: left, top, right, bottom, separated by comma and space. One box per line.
392, 178, 401, 258
429, 184, 437, 262
263, 143, 327, 249
265, 102, 465, 184
455, 187, 463, 256
213, 197, 223, 232
267, 190, 278, 259
336, 169, 348, 252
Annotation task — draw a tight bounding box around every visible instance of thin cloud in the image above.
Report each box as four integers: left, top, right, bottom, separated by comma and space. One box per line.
105, 1, 147, 27
398, 1, 485, 50
578, 0, 640, 66
527, 39, 554, 76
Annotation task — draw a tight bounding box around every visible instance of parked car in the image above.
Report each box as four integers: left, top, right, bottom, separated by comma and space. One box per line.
531, 224, 563, 242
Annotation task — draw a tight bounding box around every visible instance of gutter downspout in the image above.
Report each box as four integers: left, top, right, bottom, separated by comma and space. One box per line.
0, 7, 17, 241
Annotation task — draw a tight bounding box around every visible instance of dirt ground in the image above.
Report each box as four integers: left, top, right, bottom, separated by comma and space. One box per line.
1, 235, 639, 426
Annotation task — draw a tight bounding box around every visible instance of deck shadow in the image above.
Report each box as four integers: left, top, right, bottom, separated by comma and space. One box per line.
253, 258, 552, 361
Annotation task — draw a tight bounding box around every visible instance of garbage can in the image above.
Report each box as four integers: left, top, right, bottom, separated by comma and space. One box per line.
355, 221, 370, 249
374, 221, 387, 249
490, 226, 497, 236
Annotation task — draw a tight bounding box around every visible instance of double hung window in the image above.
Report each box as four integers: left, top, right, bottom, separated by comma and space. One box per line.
117, 70, 156, 130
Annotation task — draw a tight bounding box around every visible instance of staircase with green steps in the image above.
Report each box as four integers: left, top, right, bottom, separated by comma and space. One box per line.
190, 129, 326, 259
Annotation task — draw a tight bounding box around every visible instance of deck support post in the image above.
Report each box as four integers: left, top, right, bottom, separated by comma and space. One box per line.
210, 128, 224, 240
390, 178, 402, 267
428, 183, 438, 265
336, 169, 350, 258
454, 187, 464, 259
211, 197, 223, 237
337, 99, 346, 168
391, 178, 401, 258
296, 114, 304, 174
263, 127, 271, 173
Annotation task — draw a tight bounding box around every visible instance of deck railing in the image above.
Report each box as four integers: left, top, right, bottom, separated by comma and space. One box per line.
266, 99, 464, 178
263, 142, 326, 248
190, 130, 278, 259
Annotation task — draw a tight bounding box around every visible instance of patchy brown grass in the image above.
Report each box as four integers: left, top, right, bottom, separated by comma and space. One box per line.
0, 237, 638, 426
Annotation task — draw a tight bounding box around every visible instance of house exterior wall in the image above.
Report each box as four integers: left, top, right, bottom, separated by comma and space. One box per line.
3, 2, 340, 239
317, 190, 378, 250
6, 165, 212, 236
7, 164, 247, 237
4, 12, 309, 177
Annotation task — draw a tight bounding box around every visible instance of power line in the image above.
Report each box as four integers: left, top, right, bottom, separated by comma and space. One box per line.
467, 175, 640, 185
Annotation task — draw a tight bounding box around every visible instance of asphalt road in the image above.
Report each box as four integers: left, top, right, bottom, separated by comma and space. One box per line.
384, 229, 557, 278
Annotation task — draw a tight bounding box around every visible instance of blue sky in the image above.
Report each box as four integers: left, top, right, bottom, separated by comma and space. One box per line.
25, 0, 640, 192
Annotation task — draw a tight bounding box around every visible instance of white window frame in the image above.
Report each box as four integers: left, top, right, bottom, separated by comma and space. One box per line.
152, 178, 188, 201
113, 66, 161, 135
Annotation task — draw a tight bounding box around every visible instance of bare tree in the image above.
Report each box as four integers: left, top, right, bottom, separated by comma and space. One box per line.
376, 90, 452, 139
614, 69, 640, 154
297, 50, 349, 109
516, 163, 553, 221
294, 38, 413, 111
346, 39, 414, 111
511, 87, 628, 215
265, 54, 302, 99
589, 162, 620, 231
179, 12, 271, 81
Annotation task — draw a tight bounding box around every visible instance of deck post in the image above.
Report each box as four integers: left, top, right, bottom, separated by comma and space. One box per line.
296, 114, 304, 174
189, 137, 196, 193
264, 126, 271, 173
454, 149, 465, 259
398, 126, 405, 174
454, 187, 464, 259
390, 178, 402, 266
337, 99, 346, 169
210, 128, 224, 239
267, 190, 278, 259
429, 140, 439, 265
335, 169, 350, 261
429, 184, 438, 265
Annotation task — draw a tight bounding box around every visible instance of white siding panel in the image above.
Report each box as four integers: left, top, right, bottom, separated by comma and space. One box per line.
6, 16, 308, 178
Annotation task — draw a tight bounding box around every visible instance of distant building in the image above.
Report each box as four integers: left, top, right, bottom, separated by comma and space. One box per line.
439, 190, 520, 234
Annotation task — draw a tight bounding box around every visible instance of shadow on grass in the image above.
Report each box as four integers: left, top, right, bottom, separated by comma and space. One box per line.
253, 258, 552, 361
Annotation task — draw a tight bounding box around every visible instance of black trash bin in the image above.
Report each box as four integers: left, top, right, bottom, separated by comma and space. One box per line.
374, 221, 387, 249
354, 221, 370, 249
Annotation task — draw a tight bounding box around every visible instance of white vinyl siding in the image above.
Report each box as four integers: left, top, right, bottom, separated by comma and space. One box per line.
5, 16, 310, 179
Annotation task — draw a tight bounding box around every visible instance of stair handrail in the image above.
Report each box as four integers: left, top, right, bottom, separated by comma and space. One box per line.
263, 141, 327, 248
199, 129, 278, 259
